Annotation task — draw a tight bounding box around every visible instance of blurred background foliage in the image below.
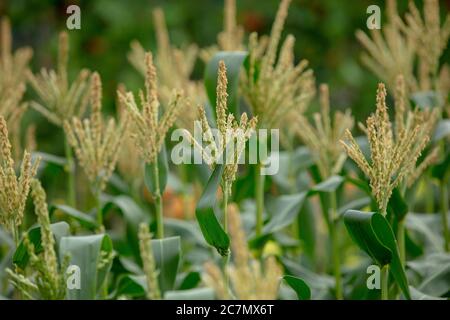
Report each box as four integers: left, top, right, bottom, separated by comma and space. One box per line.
1, 0, 449, 153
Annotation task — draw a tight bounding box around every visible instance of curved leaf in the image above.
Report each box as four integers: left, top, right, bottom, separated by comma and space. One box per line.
50, 204, 98, 230
177, 271, 201, 290
283, 275, 311, 300
195, 164, 230, 256
151, 236, 181, 292
165, 218, 207, 247
115, 274, 146, 298
103, 194, 148, 259
344, 210, 411, 299
262, 192, 307, 235
204, 51, 248, 118
13, 222, 70, 269
59, 234, 113, 300
309, 175, 344, 194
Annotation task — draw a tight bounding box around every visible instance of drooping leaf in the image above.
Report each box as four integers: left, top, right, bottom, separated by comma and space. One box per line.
165, 218, 207, 247
343, 210, 411, 299
144, 144, 169, 194
115, 274, 146, 298
59, 234, 113, 300
283, 275, 311, 300
309, 175, 345, 194
50, 204, 98, 230
195, 164, 230, 256
151, 236, 181, 293
406, 213, 445, 252
103, 194, 148, 259
13, 222, 70, 269
177, 271, 201, 290
338, 197, 372, 217
262, 192, 307, 235
204, 51, 248, 118
103, 195, 148, 231
260, 176, 345, 238
282, 257, 335, 299
407, 253, 450, 297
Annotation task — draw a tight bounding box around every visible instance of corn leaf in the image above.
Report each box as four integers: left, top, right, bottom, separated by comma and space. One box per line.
59, 234, 113, 300
283, 275, 311, 300
115, 274, 146, 298
151, 236, 181, 292
387, 188, 409, 222
343, 210, 411, 299
50, 204, 98, 230
13, 222, 70, 269
195, 164, 230, 256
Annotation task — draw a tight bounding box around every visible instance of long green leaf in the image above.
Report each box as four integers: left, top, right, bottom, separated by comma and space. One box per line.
59, 234, 113, 300
50, 204, 98, 230
262, 192, 307, 234
151, 236, 181, 293
309, 175, 344, 194
13, 222, 70, 269
195, 164, 230, 256
115, 275, 146, 298
344, 210, 411, 299
283, 275, 311, 300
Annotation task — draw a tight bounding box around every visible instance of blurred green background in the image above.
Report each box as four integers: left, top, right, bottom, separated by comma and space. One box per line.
2, 0, 449, 147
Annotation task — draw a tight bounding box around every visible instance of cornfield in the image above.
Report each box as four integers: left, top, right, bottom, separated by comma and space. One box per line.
0, 0, 449, 302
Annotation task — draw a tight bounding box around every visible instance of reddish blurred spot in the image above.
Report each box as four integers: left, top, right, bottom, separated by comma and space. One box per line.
242, 11, 265, 33
85, 36, 107, 55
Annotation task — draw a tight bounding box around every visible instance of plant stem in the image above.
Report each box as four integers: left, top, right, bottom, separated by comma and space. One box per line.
95, 187, 103, 227
178, 164, 190, 218
381, 265, 389, 300
255, 162, 265, 237
329, 191, 343, 300
440, 181, 449, 252
222, 181, 230, 295
152, 160, 164, 239
64, 137, 76, 207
